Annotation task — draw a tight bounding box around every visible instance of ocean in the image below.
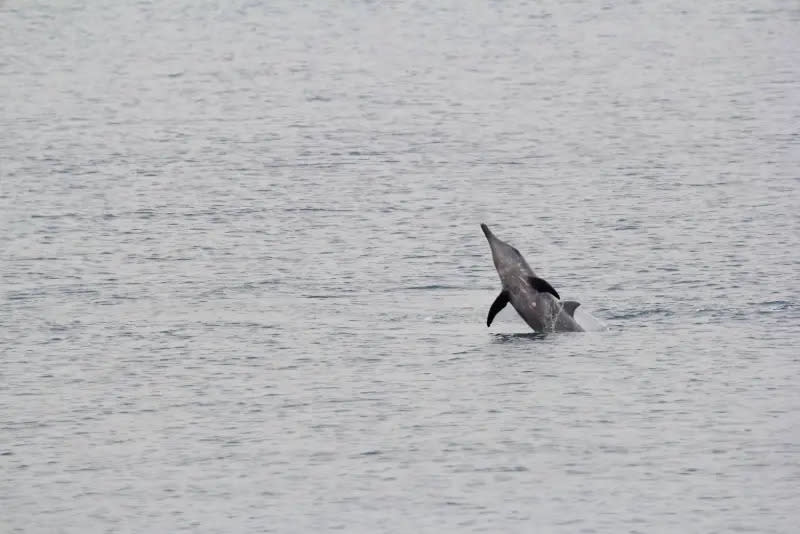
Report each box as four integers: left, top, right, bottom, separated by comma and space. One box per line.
2, 1, 799, 532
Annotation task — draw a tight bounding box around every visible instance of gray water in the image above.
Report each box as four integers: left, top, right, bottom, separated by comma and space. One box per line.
2, 1, 800, 532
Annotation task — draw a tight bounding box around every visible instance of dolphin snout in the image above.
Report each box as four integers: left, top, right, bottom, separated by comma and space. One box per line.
481, 223, 494, 240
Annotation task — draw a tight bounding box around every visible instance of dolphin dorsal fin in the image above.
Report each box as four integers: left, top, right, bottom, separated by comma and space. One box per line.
562, 300, 581, 317
528, 276, 560, 300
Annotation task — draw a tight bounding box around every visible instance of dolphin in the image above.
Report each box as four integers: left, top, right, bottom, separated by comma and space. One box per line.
481, 223, 584, 333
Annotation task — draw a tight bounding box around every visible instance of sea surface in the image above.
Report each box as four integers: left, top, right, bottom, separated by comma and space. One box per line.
2, 1, 799, 532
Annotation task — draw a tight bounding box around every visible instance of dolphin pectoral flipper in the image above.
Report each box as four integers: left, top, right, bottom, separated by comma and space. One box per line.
562, 300, 581, 317
528, 277, 560, 300
487, 290, 510, 327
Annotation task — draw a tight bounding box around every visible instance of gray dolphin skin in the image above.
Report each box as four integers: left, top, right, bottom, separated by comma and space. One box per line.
482, 223, 584, 333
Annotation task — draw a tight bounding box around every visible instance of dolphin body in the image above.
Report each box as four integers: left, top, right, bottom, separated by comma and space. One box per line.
481, 223, 584, 333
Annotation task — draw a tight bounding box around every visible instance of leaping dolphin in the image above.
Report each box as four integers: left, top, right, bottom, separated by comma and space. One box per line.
482, 223, 584, 333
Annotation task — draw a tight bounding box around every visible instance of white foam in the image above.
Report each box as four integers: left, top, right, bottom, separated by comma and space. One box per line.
574, 307, 607, 332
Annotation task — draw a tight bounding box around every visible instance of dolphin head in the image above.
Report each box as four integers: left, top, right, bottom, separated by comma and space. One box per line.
481, 223, 528, 275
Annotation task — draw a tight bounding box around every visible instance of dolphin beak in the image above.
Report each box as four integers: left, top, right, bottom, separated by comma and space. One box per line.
481, 223, 494, 241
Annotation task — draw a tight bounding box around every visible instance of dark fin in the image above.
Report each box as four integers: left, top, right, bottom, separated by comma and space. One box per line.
562, 300, 581, 317
528, 276, 560, 300
487, 290, 510, 327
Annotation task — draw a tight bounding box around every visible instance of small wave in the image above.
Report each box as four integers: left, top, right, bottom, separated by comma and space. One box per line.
757, 300, 794, 311
200, 321, 275, 329
283, 207, 355, 213
491, 332, 549, 343
473, 465, 530, 473
605, 308, 674, 321
397, 284, 468, 291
